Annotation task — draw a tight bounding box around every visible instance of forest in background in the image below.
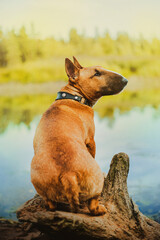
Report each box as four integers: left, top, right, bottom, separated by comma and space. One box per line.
0, 27, 160, 83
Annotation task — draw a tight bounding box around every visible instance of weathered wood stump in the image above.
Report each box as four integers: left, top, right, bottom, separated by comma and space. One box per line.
16, 153, 160, 240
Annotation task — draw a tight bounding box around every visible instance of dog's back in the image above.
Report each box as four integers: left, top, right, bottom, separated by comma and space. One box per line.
31, 99, 104, 210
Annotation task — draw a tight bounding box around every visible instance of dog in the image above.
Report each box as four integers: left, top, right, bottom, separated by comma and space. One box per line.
31, 57, 128, 215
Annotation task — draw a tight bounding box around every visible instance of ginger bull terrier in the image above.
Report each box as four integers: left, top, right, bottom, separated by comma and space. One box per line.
31, 57, 128, 215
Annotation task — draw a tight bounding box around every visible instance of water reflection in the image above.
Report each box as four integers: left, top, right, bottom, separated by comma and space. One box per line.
0, 106, 160, 220
95, 106, 160, 187
0, 120, 38, 219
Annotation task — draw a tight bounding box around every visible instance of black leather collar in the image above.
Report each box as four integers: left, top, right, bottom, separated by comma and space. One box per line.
56, 91, 91, 107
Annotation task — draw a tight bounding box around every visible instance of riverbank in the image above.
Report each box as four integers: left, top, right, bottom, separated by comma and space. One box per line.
0, 75, 160, 97
0, 81, 65, 96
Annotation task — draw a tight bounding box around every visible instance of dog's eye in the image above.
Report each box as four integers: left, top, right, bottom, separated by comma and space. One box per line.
94, 71, 101, 77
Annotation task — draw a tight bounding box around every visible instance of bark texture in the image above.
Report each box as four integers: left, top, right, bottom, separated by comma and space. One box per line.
14, 152, 160, 240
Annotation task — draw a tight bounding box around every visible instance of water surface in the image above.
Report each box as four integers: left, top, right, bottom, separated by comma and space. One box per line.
0, 106, 160, 220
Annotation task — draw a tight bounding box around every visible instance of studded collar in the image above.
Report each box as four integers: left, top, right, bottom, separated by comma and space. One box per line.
55, 91, 92, 107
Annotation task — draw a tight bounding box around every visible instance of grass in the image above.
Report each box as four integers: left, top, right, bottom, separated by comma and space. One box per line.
0, 58, 67, 84
0, 55, 160, 84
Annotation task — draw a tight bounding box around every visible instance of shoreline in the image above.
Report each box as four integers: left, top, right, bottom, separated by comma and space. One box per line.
0, 81, 65, 97
0, 76, 160, 97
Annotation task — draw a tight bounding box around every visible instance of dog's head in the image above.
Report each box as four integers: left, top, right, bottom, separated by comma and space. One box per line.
65, 57, 128, 103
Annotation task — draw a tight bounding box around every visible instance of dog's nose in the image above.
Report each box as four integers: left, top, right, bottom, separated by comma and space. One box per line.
122, 77, 128, 86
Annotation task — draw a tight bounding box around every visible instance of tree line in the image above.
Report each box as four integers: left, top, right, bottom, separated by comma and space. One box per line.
0, 27, 160, 67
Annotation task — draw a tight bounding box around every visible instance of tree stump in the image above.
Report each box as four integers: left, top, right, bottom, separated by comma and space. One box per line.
16, 153, 160, 240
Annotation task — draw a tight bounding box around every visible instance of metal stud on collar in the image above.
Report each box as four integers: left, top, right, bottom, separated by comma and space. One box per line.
62, 93, 66, 97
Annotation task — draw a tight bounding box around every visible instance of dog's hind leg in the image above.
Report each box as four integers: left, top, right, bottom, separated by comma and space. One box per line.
60, 173, 80, 212
41, 195, 57, 211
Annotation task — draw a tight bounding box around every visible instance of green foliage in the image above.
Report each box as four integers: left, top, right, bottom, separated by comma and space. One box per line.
0, 55, 160, 84
1, 27, 160, 83
0, 61, 67, 83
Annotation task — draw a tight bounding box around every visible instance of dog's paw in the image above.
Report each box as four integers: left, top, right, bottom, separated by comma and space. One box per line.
46, 200, 57, 211
96, 204, 107, 216
90, 204, 107, 216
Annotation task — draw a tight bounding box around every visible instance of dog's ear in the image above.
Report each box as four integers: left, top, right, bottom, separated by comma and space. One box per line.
73, 56, 83, 69
65, 58, 79, 82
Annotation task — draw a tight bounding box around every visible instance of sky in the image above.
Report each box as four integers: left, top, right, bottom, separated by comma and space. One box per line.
0, 0, 160, 39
